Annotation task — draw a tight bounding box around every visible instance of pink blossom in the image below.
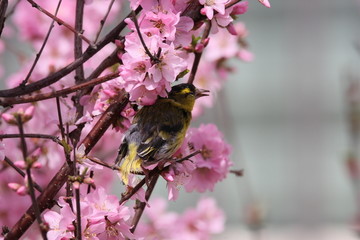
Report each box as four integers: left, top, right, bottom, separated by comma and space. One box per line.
211, 1, 248, 34
44, 188, 134, 240
199, 0, 229, 20
44, 205, 75, 240
138, 197, 225, 239
178, 198, 225, 239
238, 48, 254, 62
137, 198, 179, 239
258, 0, 271, 8
134, 11, 180, 41
184, 124, 232, 192
119, 32, 187, 105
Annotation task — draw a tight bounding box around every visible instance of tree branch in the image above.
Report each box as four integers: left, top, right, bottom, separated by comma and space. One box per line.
21, 0, 62, 86
0, 71, 120, 106
188, 21, 211, 84
27, 0, 94, 47
16, 115, 48, 240
94, 0, 115, 43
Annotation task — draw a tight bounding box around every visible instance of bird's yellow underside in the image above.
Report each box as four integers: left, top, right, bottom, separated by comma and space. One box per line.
120, 143, 142, 185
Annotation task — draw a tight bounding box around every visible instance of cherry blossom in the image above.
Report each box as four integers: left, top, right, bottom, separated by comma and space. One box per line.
199, 0, 229, 20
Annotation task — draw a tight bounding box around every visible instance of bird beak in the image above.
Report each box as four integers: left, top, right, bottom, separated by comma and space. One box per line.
195, 88, 210, 99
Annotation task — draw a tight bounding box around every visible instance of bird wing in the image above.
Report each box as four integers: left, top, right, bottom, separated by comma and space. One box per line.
134, 100, 186, 162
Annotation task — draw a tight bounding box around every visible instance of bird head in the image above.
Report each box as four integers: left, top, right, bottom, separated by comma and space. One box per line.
168, 83, 209, 111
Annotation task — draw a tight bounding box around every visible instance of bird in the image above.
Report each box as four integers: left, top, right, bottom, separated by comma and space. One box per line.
115, 83, 209, 185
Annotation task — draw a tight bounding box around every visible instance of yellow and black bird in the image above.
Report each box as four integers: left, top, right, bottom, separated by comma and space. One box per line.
115, 83, 209, 184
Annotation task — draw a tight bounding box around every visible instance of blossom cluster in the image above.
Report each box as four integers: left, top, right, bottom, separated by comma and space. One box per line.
163, 124, 232, 200
43, 188, 225, 240
138, 197, 225, 240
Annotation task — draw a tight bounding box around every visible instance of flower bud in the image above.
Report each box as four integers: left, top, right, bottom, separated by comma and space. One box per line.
8, 182, 21, 191
195, 43, 204, 53
17, 186, 28, 196
84, 177, 94, 184
32, 162, 43, 169
226, 23, 238, 36
14, 161, 27, 169
2, 113, 17, 125
73, 181, 80, 189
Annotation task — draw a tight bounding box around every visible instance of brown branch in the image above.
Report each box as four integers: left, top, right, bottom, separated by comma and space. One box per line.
188, 21, 211, 84
86, 155, 120, 171
0, 7, 140, 98
131, 10, 157, 62
94, 0, 115, 43
230, 169, 244, 177
119, 178, 146, 205
0, 71, 120, 106
4, 162, 72, 240
71, 0, 86, 150
118, 151, 201, 205
80, 91, 129, 152
27, 0, 94, 47
16, 115, 48, 240
226, 0, 243, 9
74, 187, 82, 239
72, 148, 81, 240
0, 133, 61, 145
0, 0, 8, 38
21, 0, 62, 86
130, 174, 159, 234
4, 93, 129, 239
74, 0, 85, 84
3, 156, 43, 193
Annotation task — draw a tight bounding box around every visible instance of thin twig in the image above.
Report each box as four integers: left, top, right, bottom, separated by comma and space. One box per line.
4, 163, 72, 240
130, 174, 159, 234
87, 155, 121, 171
94, 0, 115, 43
0, 133, 61, 145
56, 97, 66, 140
21, 0, 63, 86
0, 71, 120, 106
119, 178, 146, 205
71, 0, 86, 149
74, 0, 85, 84
131, 10, 157, 62
188, 21, 211, 84
87, 170, 94, 194
230, 169, 244, 177
3, 156, 43, 193
16, 115, 48, 240
119, 151, 201, 205
57, 98, 75, 208
226, 0, 243, 9
73, 148, 81, 240
26, 0, 94, 47
75, 187, 82, 239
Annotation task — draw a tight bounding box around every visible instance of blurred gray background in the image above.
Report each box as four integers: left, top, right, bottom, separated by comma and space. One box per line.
168, 0, 360, 234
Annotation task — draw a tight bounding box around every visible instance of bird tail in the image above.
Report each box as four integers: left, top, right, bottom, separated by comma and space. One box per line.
119, 143, 142, 185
